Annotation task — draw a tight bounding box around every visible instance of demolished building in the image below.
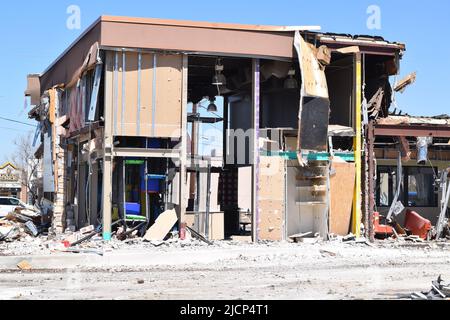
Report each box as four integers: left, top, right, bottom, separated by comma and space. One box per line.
24, 16, 450, 243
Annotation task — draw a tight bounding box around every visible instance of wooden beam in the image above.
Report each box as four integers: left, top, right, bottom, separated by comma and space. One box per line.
112, 148, 181, 158
352, 53, 362, 237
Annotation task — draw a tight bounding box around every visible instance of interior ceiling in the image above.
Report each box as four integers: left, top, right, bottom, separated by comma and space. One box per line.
187, 56, 298, 103
188, 56, 252, 103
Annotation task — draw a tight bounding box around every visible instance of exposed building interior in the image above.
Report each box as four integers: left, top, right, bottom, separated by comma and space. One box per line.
24, 16, 450, 245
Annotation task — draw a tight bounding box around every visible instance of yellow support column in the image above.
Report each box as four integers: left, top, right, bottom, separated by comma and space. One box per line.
352, 53, 362, 236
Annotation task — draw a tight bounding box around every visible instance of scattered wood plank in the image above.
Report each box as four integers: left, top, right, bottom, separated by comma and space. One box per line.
144, 209, 178, 242
17, 260, 32, 271
289, 231, 313, 239
394, 72, 416, 93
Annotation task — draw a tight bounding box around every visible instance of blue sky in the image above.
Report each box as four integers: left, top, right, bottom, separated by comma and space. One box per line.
0, 0, 449, 157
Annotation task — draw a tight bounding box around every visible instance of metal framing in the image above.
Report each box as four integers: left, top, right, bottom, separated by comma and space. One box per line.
113, 148, 181, 159
152, 54, 157, 137
113, 52, 119, 134
179, 54, 189, 227
252, 58, 260, 242
121, 51, 126, 135
136, 52, 142, 136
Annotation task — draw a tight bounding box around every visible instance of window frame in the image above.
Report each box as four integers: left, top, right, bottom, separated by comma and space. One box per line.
376, 165, 438, 208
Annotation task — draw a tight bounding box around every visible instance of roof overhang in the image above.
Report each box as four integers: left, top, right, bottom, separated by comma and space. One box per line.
39, 16, 406, 93
317, 34, 405, 56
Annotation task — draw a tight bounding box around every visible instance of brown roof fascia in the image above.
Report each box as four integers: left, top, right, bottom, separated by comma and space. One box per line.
99, 15, 317, 32
38, 15, 406, 93
40, 19, 102, 93
99, 20, 295, 60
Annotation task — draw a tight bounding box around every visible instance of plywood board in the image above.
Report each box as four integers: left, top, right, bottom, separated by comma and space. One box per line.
123, 52, 138, 136
238, 167, 252, 212
139, 53, 154, 137
286, 167, 301, 237
294, 31, 328, 99
258, 157, 285, 241
184, 212, 225, 240
210, 173, 220, 212
199, 172, 220, 212
154, 54, 183, 138
329, 161, 355, 236
259, 157, 284, 201
144, 209, 178, 241
259, 200, 284, 241
115, 52, 124, 136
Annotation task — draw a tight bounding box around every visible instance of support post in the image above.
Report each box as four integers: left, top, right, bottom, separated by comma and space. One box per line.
205, 163, 212, 241
251, 59, 260, 242
179, 54, 188, 227
352, 53, 362, 237
102, 51, 114, 241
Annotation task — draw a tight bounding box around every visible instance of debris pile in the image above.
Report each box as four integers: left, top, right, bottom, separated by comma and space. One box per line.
374, 209, 450, 243
411, 276, 450, 300
0, 207, 45, 242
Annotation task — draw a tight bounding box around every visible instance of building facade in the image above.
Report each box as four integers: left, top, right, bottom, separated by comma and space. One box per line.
0, 162, 27, 203
24, 16, 450, 241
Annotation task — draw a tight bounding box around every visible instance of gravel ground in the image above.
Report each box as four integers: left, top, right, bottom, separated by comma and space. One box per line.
0, 239, 449, 300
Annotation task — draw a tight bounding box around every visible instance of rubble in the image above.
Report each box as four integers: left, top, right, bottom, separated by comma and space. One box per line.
0, 206, 45, 242
0, 223, 216, 257
410, 276, 450, 300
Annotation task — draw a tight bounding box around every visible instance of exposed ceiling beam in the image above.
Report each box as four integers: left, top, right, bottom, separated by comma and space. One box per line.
374, 125, 450, 138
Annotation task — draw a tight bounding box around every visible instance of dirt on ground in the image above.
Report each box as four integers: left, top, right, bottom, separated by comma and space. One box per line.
0, 239, 449, 300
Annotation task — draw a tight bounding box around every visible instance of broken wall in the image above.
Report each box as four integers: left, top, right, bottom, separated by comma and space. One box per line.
376, 157, 449, 225
106, 51, 183, 138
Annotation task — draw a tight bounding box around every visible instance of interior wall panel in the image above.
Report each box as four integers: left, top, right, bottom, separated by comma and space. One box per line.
110, 51, 182, 138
